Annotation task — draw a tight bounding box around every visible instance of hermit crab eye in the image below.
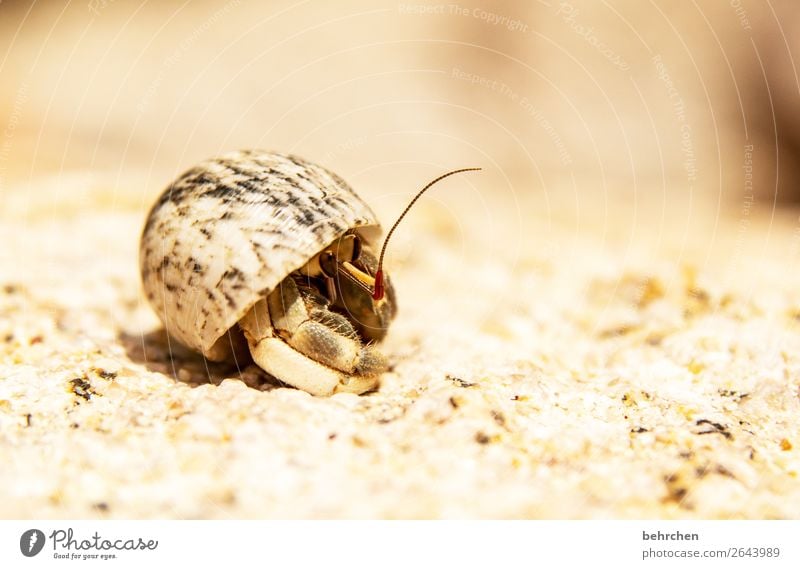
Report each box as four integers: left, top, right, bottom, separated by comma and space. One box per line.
319, 251, 338, 279
350, 234, 362, 263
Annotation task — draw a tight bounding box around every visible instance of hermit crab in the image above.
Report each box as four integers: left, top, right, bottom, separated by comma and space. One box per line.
140, 150, 478, 396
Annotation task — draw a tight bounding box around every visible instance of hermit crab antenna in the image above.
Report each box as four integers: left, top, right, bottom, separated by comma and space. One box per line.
372, 167, 482, 300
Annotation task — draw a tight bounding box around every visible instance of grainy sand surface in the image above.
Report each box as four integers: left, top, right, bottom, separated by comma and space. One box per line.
1, 175, 799, 519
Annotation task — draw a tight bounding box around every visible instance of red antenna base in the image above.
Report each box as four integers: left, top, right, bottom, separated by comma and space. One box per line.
372, 270, 385, 301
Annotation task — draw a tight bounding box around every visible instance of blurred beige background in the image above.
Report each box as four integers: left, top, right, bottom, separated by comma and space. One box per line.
2, 0, 800, 210
2, 1, 800, 520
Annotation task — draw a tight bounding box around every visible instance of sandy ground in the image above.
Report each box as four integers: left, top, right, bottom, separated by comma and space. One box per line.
3, 0, 800, 521
1, 174, 799, 519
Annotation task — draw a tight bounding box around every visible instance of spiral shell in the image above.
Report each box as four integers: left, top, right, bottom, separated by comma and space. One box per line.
140, 150, 380, 361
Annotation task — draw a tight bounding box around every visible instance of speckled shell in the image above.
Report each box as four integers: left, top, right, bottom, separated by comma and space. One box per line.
140, 150, 380, 360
